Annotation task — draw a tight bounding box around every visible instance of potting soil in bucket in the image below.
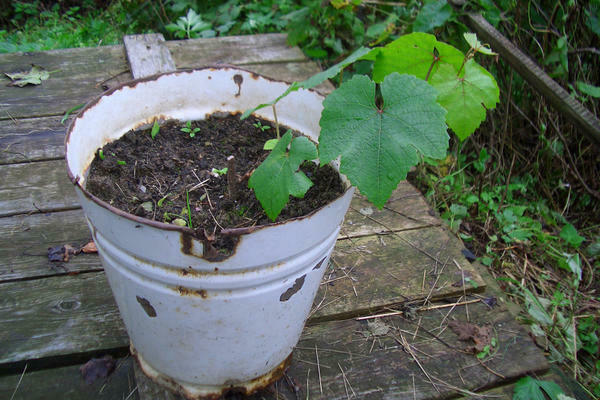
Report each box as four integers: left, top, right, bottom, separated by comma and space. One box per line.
65, 67, 354, 399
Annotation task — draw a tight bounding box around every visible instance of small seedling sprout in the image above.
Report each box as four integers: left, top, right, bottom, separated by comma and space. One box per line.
117, 160, 126, 165
98, 149, 105, 160
151, 120, 160, 139
253, 120, 271, 132
181, 120, 201, 138
211, 167, 228, 176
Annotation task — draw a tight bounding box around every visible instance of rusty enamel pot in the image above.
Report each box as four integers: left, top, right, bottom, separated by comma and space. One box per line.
65, 67, 353, 399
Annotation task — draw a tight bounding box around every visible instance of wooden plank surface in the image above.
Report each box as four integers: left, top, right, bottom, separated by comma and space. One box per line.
133, 299, 546, 400
0, 46, 129, 120
0, 116, 65, 165
0, 209, 100, 283
0, 357, 138, 400
166, 33, 305, 67
0, 34, 307, 120
312, 226, 485, 321
124, 34, 176, 79
0, 159, 78, 217
0, 272, 128, 368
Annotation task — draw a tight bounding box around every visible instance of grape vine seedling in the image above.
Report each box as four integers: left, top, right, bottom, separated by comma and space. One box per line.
244, 32, 499, 221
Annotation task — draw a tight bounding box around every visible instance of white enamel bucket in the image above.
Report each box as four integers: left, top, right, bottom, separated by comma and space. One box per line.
65, 67, 353, 399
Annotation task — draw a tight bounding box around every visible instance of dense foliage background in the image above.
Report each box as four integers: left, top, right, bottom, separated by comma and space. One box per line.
1, 0, 598, 396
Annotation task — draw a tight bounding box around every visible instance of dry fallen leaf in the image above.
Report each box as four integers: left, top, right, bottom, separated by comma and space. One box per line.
448, 320, 492, 353
47, 244, 79, 262
5, 65, 50, 87
80, 355, 116, 385
81, 241, 98, 253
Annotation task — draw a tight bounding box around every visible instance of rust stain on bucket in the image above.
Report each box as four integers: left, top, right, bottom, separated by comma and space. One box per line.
136, 296, 157, 317
279, 275, 306, 302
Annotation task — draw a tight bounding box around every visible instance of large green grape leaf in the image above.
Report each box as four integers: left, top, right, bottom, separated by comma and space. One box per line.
248, 132, 317, 221
319, 73, 448, 208
430, 59, 499, 140
372, 32, 464, 82
513, 376, 564, 400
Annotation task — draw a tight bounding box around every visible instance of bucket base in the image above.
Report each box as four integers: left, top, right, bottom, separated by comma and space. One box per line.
131, 344, 292, 400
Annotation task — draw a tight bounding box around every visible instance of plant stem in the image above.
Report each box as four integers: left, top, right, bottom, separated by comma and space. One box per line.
425, 47, 440, 82
227, 155, 238, 200
272, 105, 280, 139
185, 190, 193, 229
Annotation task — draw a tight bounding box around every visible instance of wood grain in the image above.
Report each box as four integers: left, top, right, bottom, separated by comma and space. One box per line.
0, 272, 128, 367
0, 357, 138, 400
0, 209, 100, 282
0, 34, 308, 120
0, 159, 78, 217
311, 226, 485, 321
124, 34, 176, 79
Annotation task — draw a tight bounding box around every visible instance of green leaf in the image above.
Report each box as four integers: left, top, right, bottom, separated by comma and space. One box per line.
559, 223, 585, 248
558, 253, 582, 282
61, 103, 85, 124
413, 0, 452, 33
576, 81, 600, 98
430, 60, 499, 140
319, 73, 448, 208
263, 138, 279, 150
150, 120, 160, 139
248, 132, 317, 221
525, 294, 553, 326
463, 32, 497, 55
5, 65, 50, 87
372, 32, 465, 82
513, 376, 564, 400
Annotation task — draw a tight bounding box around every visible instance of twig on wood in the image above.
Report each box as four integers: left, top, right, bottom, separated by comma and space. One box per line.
9, 363, 27, 400
454, 259, 470, 322
350, 207, 443, 263
315, 345, 323, 395
338, 363, 356, 399
355, 299, 482, 321
395, 333, 441, 393
477, 357, 506, 379
124, 386, 138, 400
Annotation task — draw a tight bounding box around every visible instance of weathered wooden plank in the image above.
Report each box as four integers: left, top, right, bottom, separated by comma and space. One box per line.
0, 46, 129, 120
0, 272, 128, 367
135, 299, 547, 400
124, 34, 176, 79
0, 159, 77, 217
166, 33, 305, 68
0, 115, 65, 164
343, 183, 440, 239
286, 300, 548, 399
311, 226, 485, 321
0, 34, 307, 120
0, 357, 138, 400
0, 209, 100, 282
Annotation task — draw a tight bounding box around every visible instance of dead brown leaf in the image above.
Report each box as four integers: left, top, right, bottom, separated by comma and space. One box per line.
81, 241, 98, 253
80, 355, 116, 385
448, 320, 492, 353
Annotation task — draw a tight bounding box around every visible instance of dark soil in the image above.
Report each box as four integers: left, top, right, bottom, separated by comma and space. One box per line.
86, 113, 345, 255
